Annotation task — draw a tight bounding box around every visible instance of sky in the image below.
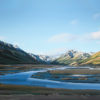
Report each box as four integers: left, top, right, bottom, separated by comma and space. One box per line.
0, 0, 100, 55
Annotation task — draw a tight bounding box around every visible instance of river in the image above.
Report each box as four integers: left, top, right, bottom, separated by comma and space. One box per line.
1, 66, 100, 90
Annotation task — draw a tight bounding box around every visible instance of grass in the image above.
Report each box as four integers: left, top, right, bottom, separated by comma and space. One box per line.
81, 52, 100, 66
48, 69, 100, 74
1, 84, 100, 95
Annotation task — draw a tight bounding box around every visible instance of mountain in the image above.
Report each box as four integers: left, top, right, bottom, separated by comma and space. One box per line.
1, 40, 97, 66
81, 51, 100, 66
29, 53, 53, 64
0, 40, 38, 64
52, 50, 93, 66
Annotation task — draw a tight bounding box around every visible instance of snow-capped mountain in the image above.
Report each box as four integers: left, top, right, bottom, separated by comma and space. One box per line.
0, 40, 96, 66
29, 50, 94, 65
29, 53, 53, 64
52, 50, 94, 66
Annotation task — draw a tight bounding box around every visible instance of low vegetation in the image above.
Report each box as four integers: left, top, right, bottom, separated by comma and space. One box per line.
1, 84, 100, 95
81, 52, 100, 66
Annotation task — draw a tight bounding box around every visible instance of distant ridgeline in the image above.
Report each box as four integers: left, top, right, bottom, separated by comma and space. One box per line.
0, 40, 38, 64
0, 40, 100, 66
51, 50, 100, 66
80, 51, 100, 66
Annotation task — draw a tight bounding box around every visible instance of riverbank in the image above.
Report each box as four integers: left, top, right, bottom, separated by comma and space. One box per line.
0, 64, 62, 75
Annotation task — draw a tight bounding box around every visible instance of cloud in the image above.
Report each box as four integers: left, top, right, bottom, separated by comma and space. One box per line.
70, 19, 78, 25
90, 31, 100, 40
48, 31, 100, 45
93, 13, 100, 19
48, 33, 75, 43
0, 36, 5, 41
82, 31, 100, 42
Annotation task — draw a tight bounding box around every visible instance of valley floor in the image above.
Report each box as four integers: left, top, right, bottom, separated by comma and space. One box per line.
1, 84, 100, 95
1, 95, 100, 100
1, 84, 100, 100
0, 64, 62, 75
1, 64, 100, 100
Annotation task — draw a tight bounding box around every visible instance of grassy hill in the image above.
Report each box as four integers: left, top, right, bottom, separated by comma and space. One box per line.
81, 51, 100, 66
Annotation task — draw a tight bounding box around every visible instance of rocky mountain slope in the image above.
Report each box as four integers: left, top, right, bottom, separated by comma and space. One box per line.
0, 40, 38, 64
81, 51, 100, 66
52, 50, 93, 66
29, 53, 58, 64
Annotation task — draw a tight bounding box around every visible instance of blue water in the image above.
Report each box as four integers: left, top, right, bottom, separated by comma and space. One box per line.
1, 66, 100, 90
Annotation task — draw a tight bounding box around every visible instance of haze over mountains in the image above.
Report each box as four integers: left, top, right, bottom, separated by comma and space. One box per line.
0, 40, 100, 66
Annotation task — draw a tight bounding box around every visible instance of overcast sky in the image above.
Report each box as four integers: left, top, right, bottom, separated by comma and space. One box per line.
0, 0, 100, 55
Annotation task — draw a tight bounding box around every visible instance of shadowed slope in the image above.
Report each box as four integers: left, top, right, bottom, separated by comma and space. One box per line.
0, 40, 38, 64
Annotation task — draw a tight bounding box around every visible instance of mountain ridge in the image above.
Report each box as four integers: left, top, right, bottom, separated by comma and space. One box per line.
0, 40, 38, 64
80, 51, 100, 66
51, 50, 94, 66
0, 40, 100, 66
